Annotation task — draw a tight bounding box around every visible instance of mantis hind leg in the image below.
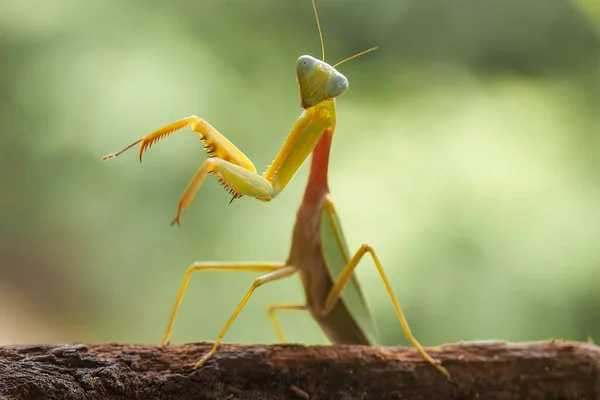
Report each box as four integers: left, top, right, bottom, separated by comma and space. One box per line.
160, 262, 284, 346
266, 304, 307, 343
193, 265, 299, 369
322, 198, 451, 380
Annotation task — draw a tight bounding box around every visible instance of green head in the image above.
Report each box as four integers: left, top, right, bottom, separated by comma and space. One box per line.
297, 0, 377, 109
295, 55, 349, 109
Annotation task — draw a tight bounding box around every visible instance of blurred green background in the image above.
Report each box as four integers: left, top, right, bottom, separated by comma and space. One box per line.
1, 0, 599, 349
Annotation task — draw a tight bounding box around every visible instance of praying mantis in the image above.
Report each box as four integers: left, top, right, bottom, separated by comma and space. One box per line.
102, 0, 450, 379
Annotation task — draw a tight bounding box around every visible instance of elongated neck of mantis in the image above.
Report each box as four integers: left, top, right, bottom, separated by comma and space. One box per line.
302, 128, 333, 204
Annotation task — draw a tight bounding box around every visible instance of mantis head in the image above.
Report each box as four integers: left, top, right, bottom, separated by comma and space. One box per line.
296, 0, 377, 110
295, 55, 349, 109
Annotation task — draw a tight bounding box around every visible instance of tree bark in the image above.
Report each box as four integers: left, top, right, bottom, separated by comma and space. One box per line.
0, 341, 598, 399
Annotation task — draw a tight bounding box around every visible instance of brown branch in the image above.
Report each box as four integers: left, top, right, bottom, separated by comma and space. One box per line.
0, 341, 598, 399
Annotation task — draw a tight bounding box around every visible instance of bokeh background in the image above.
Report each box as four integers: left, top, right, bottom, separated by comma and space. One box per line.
1, 0, 599, 349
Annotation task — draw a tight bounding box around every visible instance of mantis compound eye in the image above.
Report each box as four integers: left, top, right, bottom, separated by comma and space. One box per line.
296, 55, 319, 77
326, 72, 349, 99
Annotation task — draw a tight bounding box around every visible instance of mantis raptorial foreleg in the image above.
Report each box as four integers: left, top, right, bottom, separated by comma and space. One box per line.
103, 116, 275, 223
321, 198, 451, 380
192, 265, 298, 369
103, 103, 337, 224
266, 304, 308, 343
169, 157, 272, 226
159, 262, 284, 346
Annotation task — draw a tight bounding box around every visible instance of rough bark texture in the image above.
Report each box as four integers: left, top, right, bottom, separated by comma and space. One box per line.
0, 340, 598, 399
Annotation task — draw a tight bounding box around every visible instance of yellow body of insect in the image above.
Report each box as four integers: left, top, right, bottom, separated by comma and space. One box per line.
102, 0, 450, 380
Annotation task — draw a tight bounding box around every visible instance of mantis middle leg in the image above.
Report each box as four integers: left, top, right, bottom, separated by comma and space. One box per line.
193, 265, 299, 369
160, 261, 284, 345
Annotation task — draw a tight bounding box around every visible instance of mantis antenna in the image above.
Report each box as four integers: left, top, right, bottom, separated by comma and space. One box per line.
311, 0, 377, 67
311, 0, 326, 61
333, 46, 379, 68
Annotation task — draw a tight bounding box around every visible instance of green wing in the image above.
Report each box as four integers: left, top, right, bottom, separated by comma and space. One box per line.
319, 199, 381, 345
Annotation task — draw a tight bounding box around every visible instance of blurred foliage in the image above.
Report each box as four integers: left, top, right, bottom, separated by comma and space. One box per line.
0, 0, 599, 349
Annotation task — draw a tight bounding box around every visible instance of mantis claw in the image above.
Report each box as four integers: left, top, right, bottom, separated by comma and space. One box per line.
193, 353, 213, 370
159, 332, 170, 346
